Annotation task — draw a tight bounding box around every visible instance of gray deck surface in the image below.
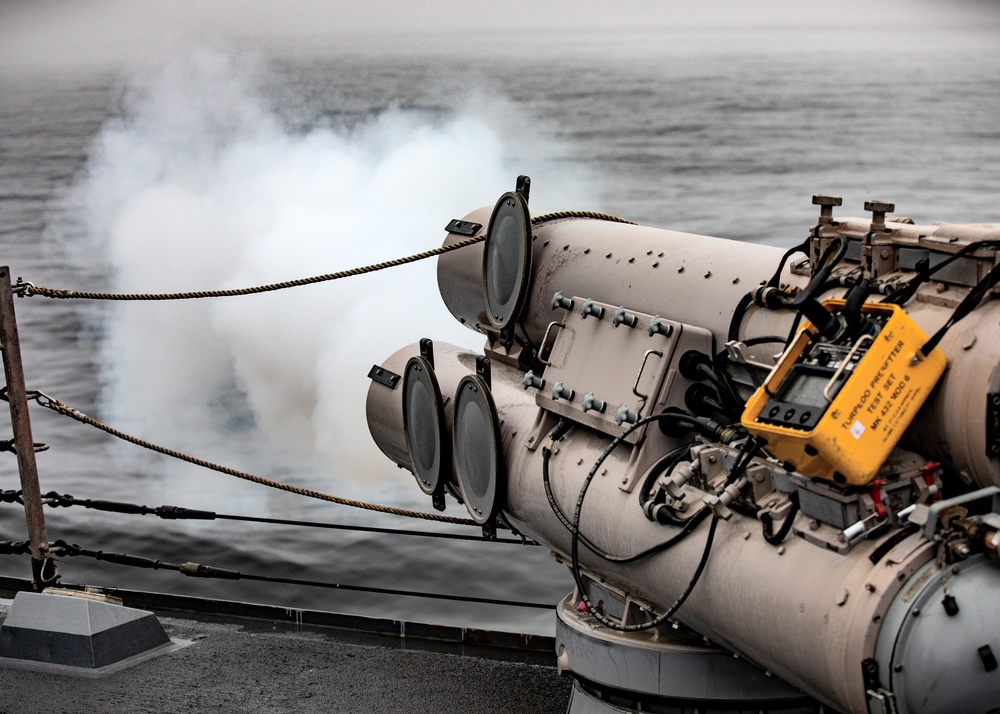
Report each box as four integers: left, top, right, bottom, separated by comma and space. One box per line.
0, 606, 572, 714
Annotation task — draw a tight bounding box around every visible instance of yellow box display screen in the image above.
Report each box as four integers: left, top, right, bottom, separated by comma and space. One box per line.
741, 300, 946, 486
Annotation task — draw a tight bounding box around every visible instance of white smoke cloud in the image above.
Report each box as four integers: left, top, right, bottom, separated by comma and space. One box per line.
75, 50, 592, 500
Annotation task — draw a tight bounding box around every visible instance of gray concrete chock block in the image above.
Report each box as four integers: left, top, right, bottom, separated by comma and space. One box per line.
0, 590, 178, 676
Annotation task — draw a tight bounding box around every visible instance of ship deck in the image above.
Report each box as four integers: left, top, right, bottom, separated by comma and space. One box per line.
0, 579, 571, 713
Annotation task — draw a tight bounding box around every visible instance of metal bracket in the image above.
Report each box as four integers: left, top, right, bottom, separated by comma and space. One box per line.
498, 323, 516, 352
481, 521, 497, 541
908, 485, 1000, 541
444, 219, 482, 237
515, 175, 531, 203
419, 338, 435, 369
367, 365, 400, 389
476, 355, 492, 390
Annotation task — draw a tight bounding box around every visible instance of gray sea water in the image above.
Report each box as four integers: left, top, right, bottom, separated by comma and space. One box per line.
1, 35, 998, 636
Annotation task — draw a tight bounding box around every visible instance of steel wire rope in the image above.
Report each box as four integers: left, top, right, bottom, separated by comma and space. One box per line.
21, 489, 537, 545
17, 390, 478, 527
39, 540, 556, 610
13, 211, 635, 301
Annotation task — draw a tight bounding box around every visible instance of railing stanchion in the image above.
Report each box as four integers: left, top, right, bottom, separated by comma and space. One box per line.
0, 266, 54, 588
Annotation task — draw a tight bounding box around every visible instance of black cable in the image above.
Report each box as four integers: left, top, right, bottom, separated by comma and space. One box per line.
573, 512, 718, 632
619, 508, 712, 563
776, 276, 856, 348
756, 238, 849, 338
693, 362, 744, 412
686, 387, 738, 423
680, 351, 744, 414
727, 235, 807, 349
842, 277, 872, 334
768, 239, 811, 289
728, 291, 755, 344
713, 336, 788, 405
761, 493, 800, 545
731, 238, 811, 347
32, 491, 529, 544
541, 420, 607, 552
46, 540, 554, 610
883, 239, 1000, 306
542, 426, 700, 558
213, 514, 535, 545
234, 572, 555, 609
783, 309, 805, 347
741, 335, 788, 347
726, 436, 763, 486
728, 237, 808, 344
0, 541, 30, 555
636, 446, 692, 526
569, 412, 722, 632
918, 259, 1000, 358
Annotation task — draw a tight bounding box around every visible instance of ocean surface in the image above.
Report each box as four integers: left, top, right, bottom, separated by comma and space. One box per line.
0, 34, 998, 636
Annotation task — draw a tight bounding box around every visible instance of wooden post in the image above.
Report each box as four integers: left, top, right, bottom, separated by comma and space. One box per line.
0, 267, 54, 588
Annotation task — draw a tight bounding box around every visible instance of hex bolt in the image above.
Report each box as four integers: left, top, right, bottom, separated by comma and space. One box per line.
522, 370, 544, 391
648, 315, 673, 337
581, 393, 607, 414
580, 300, 605, 320
612, 306, 638, 328
551, 381, 575, 402
551, 291, 574, 311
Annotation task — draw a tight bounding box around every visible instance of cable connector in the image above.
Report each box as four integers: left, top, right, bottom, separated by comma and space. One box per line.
180, 562, 241, 580
702, 476, 748, 520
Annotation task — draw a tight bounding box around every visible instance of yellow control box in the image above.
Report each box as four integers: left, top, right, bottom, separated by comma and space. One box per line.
741, 300, 947, 486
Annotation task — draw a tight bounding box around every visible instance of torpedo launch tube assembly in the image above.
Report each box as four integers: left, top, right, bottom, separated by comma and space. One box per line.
367, 178, 1000, 714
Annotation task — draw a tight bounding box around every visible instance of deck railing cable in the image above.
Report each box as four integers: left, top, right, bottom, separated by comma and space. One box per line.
12, 211, 634, 302
0, 212, 635, 593
8, 389, 479, 527
0, 539, 554, 611
0, 489, 537, 545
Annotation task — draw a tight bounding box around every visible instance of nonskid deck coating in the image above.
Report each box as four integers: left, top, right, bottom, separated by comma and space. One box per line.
0, 602, 571, 714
